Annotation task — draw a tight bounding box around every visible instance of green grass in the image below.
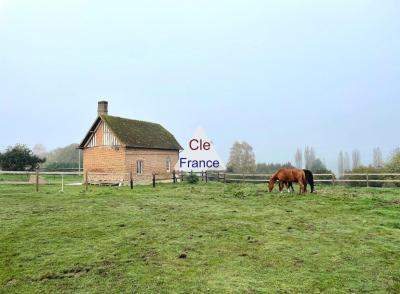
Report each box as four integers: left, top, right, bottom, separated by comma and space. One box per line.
0, 174, 31, 182
0, 174, 82, 184
0, 183, 399, 293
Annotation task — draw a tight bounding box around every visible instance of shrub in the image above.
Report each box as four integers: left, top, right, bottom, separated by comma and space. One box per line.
186, 173, 199, 184
346, 166, 386, 187
0, 144, 45, 171
233, 190, 246, 199
383, 182, 397, 188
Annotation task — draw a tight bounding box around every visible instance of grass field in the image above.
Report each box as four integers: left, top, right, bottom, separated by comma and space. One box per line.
1, 183, 400, 293
0, 173, 82, 184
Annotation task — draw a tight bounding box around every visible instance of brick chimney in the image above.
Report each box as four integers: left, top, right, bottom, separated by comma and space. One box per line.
98, 100, 108, 116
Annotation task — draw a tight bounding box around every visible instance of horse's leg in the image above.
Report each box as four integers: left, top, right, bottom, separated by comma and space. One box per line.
298, 178, 305, 194
289, 182, 294, 193
299, 183, 304, 194
284, 182, 289, 193
279, 181, 283, 193
286, 182, 292, 193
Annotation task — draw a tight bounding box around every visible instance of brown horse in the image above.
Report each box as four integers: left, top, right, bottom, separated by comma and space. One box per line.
268, 168, 306, 193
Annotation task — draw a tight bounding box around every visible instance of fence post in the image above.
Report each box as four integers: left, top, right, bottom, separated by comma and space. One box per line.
366, 173, 369, 187
130, 172, 133, 189
36, 169, 39, 192
61, 174, 64, 192
242, 174, 245, 183
85, 171, 88, 191
217, 171, 220, 182
224, 172, 226, 183
205, 171, 208, 183
201, 171, 204, 181
180, 171, 184, 182
332, 173, 335, 186
152, 173, 156, 188
173, 170, 176, 184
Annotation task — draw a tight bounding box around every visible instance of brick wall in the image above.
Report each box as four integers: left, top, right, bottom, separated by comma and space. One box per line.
125, 149, 179, 181
83, 146, 127, 182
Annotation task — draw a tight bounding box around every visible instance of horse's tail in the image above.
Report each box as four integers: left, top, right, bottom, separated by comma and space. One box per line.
303, 169, 314, 193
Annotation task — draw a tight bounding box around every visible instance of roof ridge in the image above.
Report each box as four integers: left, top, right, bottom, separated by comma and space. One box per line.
101, 114, 162, 126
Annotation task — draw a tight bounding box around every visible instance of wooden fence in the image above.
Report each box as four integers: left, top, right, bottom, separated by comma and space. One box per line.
0, 170, 177, 190
2, 170, 400, 190
0, 171, 83, 192
179, 171, 400, 187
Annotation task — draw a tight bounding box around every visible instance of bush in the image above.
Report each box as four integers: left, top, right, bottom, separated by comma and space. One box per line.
233, 190, 246, 199
346, 166, 386, 187
0, 144, 45, 171
386, 148, 400, 173
186, 173, 199, 184
383, 182, 397, 188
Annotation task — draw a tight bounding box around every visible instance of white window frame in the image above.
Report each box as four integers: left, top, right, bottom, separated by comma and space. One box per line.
136, 160, 144, 175
166, 158, 171, 172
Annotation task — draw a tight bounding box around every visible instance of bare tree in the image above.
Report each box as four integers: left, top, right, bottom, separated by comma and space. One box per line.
227, 142, 241, 172
295, 148, 303, 168
227, 141, 256, 173
373, 147, 383, 168
344, 152, 350, 172
338, 151, 344, 177
352, 149, 361, 169
241, 142, 256, 173
304, 146, 316, 170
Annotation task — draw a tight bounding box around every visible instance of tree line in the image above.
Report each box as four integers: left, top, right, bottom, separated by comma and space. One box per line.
226, 141, 400, 178
336, 147, 397, 176
0, 144, 82, 171
2, 142, 400, 177
226, 142, 331, 174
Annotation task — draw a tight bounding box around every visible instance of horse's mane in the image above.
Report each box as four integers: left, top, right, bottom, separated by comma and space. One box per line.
270, 170, 279, 181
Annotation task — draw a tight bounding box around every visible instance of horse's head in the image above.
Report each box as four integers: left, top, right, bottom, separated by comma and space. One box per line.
268, 177, 276, 192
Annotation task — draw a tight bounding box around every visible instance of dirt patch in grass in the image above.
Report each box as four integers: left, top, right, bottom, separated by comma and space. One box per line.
37, 266, 91, 281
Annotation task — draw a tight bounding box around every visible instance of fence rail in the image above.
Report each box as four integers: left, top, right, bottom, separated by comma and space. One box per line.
180, 171, 400, 187
1, 170, 400, 190
0, 170, 84, 192
0, 171, 82, 175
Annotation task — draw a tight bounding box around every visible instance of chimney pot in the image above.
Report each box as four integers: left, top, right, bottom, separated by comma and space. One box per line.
98, 100, 108, 116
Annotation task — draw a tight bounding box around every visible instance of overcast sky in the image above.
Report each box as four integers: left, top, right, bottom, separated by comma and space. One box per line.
0, 0, 399, 171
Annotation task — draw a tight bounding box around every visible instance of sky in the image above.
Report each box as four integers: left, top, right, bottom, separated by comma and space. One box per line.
0, 0, 399, 171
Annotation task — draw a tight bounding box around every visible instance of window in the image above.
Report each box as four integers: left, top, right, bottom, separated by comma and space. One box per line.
103, 123, 119, 146
136, 160, 144, 175
166, 158, 171, 172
